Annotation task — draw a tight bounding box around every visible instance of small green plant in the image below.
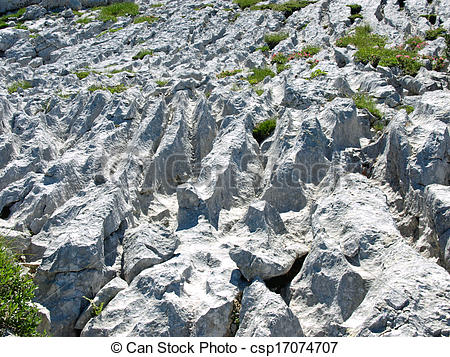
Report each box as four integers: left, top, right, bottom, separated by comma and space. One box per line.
7, 81, 32, 94
307, 69, 327, 79
0, 240, 42, 336
75, 71, 90, 80
88, 84, 128, 94
132, 49, 153, 60
253, 118, 277, 143
264, 32, 289, 50
254, 45, 270, 52
0, 21, 7, 29
82, 296, 104, 317
353, 92, 382, 119
349, 13, 363, 22
307, 59, 319, 68
96, 27, 123, 38
133, 15, 159, 24
76, 17, 94, 25
14, 23, 28, 30
156, 80, 169, 87
233, 0, 261, 9
425, 27, 447, 41
271, 53, 289, 65
346, 4, 362, 14
150, 3, 164, 7
97, 2, 140, 22
420, 14, 437, 25
194, 4, 214, 10
73, 10, 83, 16
276, 63, 290, 73
251, 1, 314, 18
255, 89, 264, 96
247, 67, 275, 85
217, 69, 242, 79
0, 8, 26, 23
397, 105, 414, 114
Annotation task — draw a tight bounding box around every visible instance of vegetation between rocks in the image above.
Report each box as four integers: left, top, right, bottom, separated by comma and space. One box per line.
0, 239, 42, 336
88, 84, 128, 94
247, 67, 275, 84
217, 69, 243, 79
7, 81, 32, 94
95, 2, 140, 22
132, 49, 154, 60
336, 25, 427, 76
264, 32, 289, 50
253, 118, 277, 144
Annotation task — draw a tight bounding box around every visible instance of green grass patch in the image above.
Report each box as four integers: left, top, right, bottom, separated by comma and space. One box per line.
75, 71, 90, 80
336, 25, 424, 76
425, 27, 446, 41
88, 84, 128, 94
255, 89, 264, 96
217, 69, 242, 79
264, 32, 289, 50
234, 0, 261, 9
255, 45, 270, 52
349, 13, 363, 22
353, 92, 382, 119
306, 69, 327, 79
7, 81, 32, 94
150, 3, 164, 7
253, 118, 277, 144
96, 27, 123, 38
247, 67, 275, 85
97, 2, 140, 22
156, 80, 169, 87
133, 15, 159, 24
76, 17, 94, 25
346, 4, 362, 14
73, 10, 83, 16
271, 53, 289, 65
0, 8, 26, 22
0, 240, 42, 336
132, 49, 153, 60
276, 63, 290, 73
398, 105, 414, 114
251, 1, 315, 17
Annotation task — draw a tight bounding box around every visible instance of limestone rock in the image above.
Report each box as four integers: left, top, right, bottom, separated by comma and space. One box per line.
237, 278, 303, 337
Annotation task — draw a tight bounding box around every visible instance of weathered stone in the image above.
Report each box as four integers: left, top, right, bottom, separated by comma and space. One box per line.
237, 278, 303, 337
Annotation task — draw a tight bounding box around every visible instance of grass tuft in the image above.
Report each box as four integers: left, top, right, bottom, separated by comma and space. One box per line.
8, 81, 32, 94
133, 15, 159, 24
97, 2, 139, 22
88, 84, 128, 94
353, 92, 382, 119
264, 32, 289, 50
253, 118, 277, 144
233, 0, 261, 9
247, 67, 275, 85
217, 69, 242, 79
132, 49, 153, 60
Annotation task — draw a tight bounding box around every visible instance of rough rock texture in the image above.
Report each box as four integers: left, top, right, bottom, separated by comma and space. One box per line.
237, 278, 303, 337
0, 0, 449, 337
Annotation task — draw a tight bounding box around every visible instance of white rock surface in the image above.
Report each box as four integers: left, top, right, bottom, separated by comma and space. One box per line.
0, 0, 449, 337
236, 278, 303, 337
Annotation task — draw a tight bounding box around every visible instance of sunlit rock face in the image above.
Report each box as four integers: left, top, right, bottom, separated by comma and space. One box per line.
0, 0, 449, 337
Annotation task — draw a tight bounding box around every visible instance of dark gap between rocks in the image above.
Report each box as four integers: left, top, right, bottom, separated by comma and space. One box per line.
264, 254, 308, 296
0, 202, 15, 219
225, 291, 242, 337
